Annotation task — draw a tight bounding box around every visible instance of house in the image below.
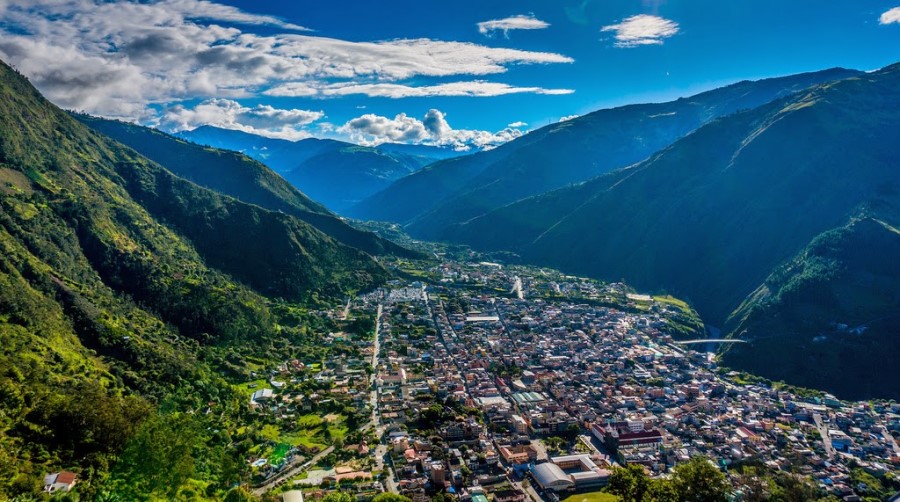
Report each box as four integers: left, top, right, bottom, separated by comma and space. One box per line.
43, 471, 77, 493
251, 388, 274, 405
494, 489, 527, 502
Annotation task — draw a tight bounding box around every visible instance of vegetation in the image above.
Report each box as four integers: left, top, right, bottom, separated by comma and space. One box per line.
723, 217, 900, 399
608, 457, 729, 502
349, 67, 861, 239
76, 114, 418, 258
561, 492, 620, 502
449, 64, 899, 329
444, 63, 900, 401
0, 59, 388, 499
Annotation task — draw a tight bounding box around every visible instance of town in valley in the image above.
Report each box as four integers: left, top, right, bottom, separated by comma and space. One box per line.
240, 255, 900, 502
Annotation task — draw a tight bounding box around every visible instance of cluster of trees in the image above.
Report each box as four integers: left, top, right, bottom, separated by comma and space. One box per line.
608, 458, 730, 502
322, 493, 411, 502
608, 457, 843, 502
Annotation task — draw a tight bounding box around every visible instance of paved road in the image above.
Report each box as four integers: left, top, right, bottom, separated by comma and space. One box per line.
371, 303, 400, 494
813, 413, 835, 459
252, 445, 336, 496
883, 429, 900, 455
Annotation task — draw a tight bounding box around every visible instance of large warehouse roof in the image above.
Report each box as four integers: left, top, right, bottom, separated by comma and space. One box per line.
531, 463, 574, 491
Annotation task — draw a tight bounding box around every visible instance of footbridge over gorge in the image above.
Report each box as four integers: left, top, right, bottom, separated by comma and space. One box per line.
673, 339, 748, 345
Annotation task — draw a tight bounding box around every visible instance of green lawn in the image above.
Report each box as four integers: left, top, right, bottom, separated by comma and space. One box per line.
562, 492, 620, 502
653, 294, 691, 311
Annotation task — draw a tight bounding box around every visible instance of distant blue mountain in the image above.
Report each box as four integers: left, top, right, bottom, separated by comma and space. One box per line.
177, 125, 468, 212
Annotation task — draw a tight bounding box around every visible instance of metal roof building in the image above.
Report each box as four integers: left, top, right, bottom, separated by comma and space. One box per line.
530, 463, 575, 492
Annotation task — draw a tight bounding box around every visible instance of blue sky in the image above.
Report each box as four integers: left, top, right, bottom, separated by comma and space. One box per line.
0, 0, 898, 148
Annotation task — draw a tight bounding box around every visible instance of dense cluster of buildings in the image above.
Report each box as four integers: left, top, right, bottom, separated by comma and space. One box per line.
363, 259, 899, 502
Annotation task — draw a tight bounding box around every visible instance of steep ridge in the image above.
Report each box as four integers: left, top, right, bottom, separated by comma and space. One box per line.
349, 68, 862, 235
77, 116, 417, 257
452, 63, 900, 325
723, 218, 900, 400
0, 59, 386, 492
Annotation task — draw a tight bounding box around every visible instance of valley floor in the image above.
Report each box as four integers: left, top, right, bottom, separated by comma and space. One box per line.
255, 255, 899, 501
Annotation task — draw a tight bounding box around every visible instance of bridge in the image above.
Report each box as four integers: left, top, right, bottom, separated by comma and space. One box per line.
673, 339, 747, 345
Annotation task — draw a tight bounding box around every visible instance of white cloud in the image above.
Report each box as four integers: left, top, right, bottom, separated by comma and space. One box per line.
159, 98, 323, 140
163, 0, 310, 30
477, 14, 549, 37
0, 0, 574, 119
265, 80, 573, 98
508, 121, 527, 128
559, 114, 580, 122
601, 14, 679, 48
340, 113, 430, 145
880, 7, 900, 24
339, 109, 523, 150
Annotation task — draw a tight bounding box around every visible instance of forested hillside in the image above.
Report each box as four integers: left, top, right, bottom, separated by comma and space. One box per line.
0, 60, 386, 498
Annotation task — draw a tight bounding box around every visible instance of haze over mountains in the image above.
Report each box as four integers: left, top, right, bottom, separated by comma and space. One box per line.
179, 126, 466, 212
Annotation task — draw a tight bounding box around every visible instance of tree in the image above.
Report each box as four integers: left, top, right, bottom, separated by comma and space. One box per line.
769, 472, 825, 502
647, 479, 679, 502
671, 457, 729, 502
371, 494, 412, 502
735, 468, 772, 502
608, 464, 652, 502
108, 413, 203, 499
544, 436, 566, 452
322, 493, 354, 502
223, 487, 256, 502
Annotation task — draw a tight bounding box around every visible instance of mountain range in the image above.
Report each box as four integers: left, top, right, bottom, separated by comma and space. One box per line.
179, 125, 465, 212
346, 67, 863, 236
446, 64, 900, 398
166, 63, 899, 399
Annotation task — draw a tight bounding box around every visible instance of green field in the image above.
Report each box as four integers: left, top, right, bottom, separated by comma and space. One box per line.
270, 443, 292, 465
561, 492, 620, 502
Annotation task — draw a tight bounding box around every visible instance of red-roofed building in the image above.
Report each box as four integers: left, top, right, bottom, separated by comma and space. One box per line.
43, 471, 77, 493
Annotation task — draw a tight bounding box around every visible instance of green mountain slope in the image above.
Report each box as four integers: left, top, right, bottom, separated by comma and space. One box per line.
0, 60, 386, 496
722, 218, 900, 400
76, 116, 418, 257
348, 68, 861, 234
452, 63, 900, 326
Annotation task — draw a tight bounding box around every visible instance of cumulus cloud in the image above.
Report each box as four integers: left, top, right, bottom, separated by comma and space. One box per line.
601, 14, 679, 47
880, 7, 900, 24
0, 0, 574, 119
265, 80, 573, 98
158, 99, 323, 140
508, 121, 527, 128
477, 14, 550, 37
339, 109, 523, 150
559, 114, 580, 122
